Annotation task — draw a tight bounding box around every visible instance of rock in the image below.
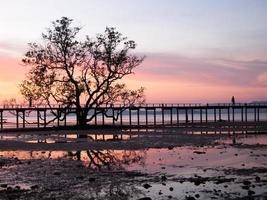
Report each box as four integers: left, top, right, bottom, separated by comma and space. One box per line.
186, 196, 196, 200
0, 184, 8, 188
89, 177, 96, 182
143, 183, 152, 189
248, 190, 255, 196
31, 185, 39, 190
242, 185, 250, 190
168, 146, 174, 150
161, 175, 167, 181
54, 172, 61, 176
169, 187, 173, 191
195, 194, 200, 198
15, 186, 20, 190
255, 176, 260, 182
168, 195, 172, 199
158, 191, 162, 195
138, 198, 152, 200
193, 151, 206, 154
243, 180, 251, 185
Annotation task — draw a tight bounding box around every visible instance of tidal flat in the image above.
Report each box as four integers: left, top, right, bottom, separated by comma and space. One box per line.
0, 129, 266, 200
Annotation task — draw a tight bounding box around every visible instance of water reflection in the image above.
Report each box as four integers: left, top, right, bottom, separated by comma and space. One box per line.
0, 149, 146, 170
68, 150, 146, 169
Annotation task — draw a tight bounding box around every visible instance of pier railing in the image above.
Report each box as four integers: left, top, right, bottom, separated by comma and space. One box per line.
0, 103, 267, 132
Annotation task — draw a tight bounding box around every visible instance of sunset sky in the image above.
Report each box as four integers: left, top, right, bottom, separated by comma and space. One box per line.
0, 0, 267, 103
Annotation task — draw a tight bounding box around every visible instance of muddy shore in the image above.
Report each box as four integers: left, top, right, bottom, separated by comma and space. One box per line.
0, 129, 266, 200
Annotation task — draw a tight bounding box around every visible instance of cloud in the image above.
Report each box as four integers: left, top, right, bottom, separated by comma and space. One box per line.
132, 52, 267, 88
0, 41, 26, 57
257, 73, 267, 85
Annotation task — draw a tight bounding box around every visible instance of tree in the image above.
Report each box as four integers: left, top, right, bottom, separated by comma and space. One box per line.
20, 17, 145, 126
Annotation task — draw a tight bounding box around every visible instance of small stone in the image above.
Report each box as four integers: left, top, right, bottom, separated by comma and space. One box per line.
89, 177, 96, 182
168, 146, 174, 150
0, 184, 7, 188
138, 198, 152, 200
158, 191, 163, 195
248, 190, 255, 196
195, 194, 200, 198
255, 176, 260, 182
186, 196, 196, 200
168, 195, 172, 199
242, 185, 250, 190
161, 175, 167, 181
169, 187, 173, 191
15, 186, 20, 190
243, 180, 251, 185
143, 183, 152, 189
54, 172, 61, 176
31, 185, 39, 190
193, 151, 206, 154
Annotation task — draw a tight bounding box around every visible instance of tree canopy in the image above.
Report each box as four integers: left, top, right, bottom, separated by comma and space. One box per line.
20, 17, 145, 125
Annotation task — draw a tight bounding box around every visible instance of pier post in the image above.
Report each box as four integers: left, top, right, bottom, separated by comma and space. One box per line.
120, 109, 122, 126
112, 108, 115, 126
245, 105, 248, 123
94, 108, 97, 125
22, 110, 25, 128
191, 109, 194, 123
185, 108, 188, 123
254, 107, 257, 122
241, 107, 244, 122
257, 108, 260, 122
162, 107, 165, 126
227, 107, 230, 122
145, 108, 148, 126
57, 109, 60, 127
137, 108, 140, 126
176, 108, 179, 125
37, 110, 40, 128
214, 108, 216, 122
170, 108, 173, 125
64, 108, 66, 127
102, 110, 105, 125
44, 109, 47, 128
16, 110, 19, 128
154, 108, 156, 126
129, 108, 132, 126
205, 107, 208, 123
200, 108, 203, 123
232, 107, 235, 122
219, 108, 221, 121
0, 110, 3, 130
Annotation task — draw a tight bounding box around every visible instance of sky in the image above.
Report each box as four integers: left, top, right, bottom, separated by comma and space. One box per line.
0, 0, 267, 103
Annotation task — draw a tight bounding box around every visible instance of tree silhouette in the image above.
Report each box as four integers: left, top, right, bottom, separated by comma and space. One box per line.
20, 17, 145, 126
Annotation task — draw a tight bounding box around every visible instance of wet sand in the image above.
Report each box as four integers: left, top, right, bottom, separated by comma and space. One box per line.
0, 129, 267, 200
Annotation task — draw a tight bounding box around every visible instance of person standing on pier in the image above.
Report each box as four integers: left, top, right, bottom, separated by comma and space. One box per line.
231, 96, 235, 105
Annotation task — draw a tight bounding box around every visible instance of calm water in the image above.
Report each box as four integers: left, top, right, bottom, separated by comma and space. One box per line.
0, 134, 267, 199
1, 108, 267, 129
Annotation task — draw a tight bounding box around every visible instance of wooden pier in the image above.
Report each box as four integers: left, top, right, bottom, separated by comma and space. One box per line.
0, 103, 267, 132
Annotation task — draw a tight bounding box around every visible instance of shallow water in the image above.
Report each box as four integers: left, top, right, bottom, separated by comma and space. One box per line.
0, 132, 267, 200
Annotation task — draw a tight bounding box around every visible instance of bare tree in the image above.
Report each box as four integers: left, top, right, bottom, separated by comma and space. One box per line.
20, 17, 145, 126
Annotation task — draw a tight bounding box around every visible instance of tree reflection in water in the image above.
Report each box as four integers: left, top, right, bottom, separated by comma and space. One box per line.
68, 149, 146, 170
